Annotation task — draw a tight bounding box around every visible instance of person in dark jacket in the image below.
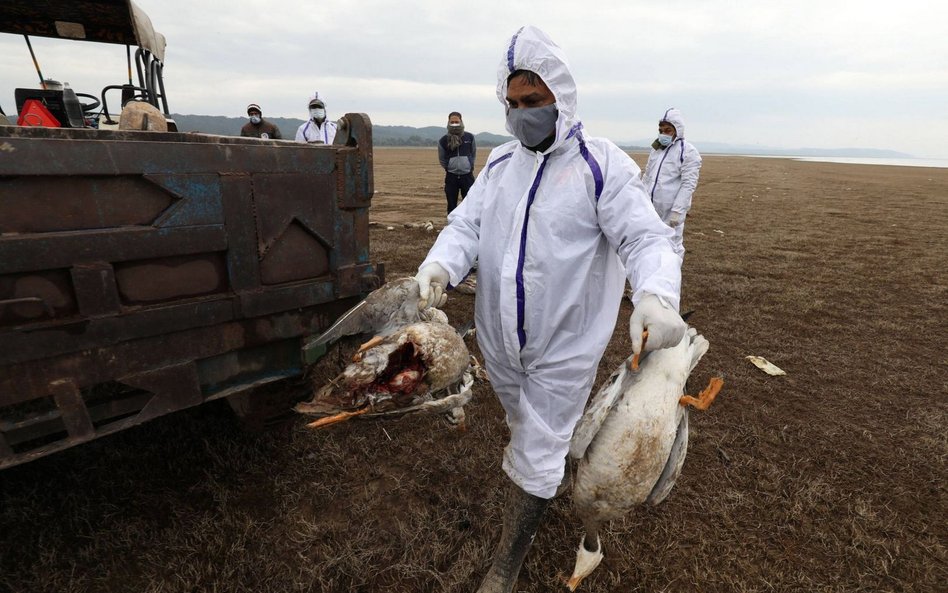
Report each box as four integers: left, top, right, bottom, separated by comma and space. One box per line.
438, 112, 477, 214
240, 103, 282, 139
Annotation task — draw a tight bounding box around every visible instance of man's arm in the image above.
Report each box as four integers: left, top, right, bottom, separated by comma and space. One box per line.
671, 144, 702, 214
272, 124, 283, 140
437, 137, 449, 170
594, 142, 681, 310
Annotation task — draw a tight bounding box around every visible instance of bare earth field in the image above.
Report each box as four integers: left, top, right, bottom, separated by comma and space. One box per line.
1, 148, 946, 593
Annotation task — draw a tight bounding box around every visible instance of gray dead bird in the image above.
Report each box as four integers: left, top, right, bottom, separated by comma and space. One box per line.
296, 320, 473, 428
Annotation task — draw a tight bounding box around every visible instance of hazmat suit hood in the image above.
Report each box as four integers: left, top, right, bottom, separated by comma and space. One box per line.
660, 107, 685, 139
496, 26, 578, 154
308, 92, 327, 113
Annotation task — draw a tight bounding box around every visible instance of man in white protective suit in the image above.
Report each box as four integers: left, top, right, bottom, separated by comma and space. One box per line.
641, 107, 702, 257
294, 92, 337, 145
414, 26, 687, 592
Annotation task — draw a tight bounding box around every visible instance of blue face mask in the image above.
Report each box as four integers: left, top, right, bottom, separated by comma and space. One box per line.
657, 133, 674, 147
506, 103, 558, 148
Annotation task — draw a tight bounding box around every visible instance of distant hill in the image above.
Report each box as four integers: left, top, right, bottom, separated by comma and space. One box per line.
168, 114, 911, 158
170, 113, 514, 147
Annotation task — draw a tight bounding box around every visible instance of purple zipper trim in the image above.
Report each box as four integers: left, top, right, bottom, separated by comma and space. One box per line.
650, 145, 671, 197
488, 151, 514, 172
516, 156, 548, 349
576, 131, 603, 200
507, 27, 524, 72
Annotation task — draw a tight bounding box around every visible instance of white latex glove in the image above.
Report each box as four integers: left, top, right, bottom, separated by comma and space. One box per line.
415, 262, 450, 309
629, 293, 687, 355
667, 212, 683, 228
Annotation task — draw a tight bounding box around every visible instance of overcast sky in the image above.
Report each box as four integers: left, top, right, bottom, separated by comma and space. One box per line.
2, 0, 946, 157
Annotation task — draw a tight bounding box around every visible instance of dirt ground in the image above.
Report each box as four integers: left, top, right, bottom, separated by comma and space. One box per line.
1, 148, 946, 593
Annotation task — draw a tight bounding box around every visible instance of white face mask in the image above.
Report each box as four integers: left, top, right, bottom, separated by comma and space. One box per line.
310, 108, 326, 121
657, 133, 674, 147
249, 115, 261, 124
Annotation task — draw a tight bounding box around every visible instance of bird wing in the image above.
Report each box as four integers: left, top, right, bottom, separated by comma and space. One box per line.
361, 370, 474, 419
569, 356, 635, 460
302, 298, 373, 350
302, 278, 423, 350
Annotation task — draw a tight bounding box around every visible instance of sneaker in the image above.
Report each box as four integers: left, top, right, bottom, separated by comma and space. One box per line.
455, 275, 476, 295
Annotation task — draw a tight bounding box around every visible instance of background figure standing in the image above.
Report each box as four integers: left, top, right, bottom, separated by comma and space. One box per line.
295, 93, 337, 144
240, 103, 282, 139
641, 107, 702, 258
438, 112, 476, 214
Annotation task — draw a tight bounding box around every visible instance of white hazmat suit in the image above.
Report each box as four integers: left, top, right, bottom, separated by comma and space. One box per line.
418, 26, 682, 499
295, 94, 337, 145
295, 118, 337, 144
642, 107, 702, 257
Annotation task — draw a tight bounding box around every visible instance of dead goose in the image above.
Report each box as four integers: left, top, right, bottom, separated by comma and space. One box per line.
566, 327, 723, 591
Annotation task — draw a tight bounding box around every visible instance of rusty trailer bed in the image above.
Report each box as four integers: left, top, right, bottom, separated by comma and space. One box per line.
0, 116, 380, 469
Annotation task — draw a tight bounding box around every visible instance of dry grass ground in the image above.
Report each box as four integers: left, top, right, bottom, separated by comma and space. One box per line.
1, 149, 946, 593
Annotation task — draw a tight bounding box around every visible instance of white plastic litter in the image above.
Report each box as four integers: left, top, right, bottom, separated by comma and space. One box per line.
746, 356, 786, 376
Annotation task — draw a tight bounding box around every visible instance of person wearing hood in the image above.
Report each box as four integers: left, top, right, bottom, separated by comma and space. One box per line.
295, 93, 337, 144
641, 108, 702, 257
413, 26, 685, 593
240, 103, 282, 139
438, 111, 477, 214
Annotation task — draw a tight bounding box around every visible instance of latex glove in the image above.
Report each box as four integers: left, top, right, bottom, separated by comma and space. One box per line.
629, 293, 687, 355
667, 212, 684, 228
415, 262, 450, 309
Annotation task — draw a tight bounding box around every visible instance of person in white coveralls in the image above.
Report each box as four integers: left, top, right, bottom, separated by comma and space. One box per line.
641, 107, 702, 257
413, 26, 687, 592
295, 92, 337, 145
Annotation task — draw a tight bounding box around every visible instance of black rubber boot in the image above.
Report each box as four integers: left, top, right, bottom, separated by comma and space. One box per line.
554, 459, 572, 498
476, 481, 552, 593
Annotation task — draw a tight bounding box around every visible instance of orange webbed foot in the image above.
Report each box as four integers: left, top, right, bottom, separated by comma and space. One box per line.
305, 407, 371, 429
352, 335, 385, 361
628, 330, 649, 371
680, 376, 724, 410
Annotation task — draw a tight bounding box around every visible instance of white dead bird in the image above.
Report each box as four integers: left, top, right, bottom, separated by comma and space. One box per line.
295, 321, 473, 428
566, 327, 723, 591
